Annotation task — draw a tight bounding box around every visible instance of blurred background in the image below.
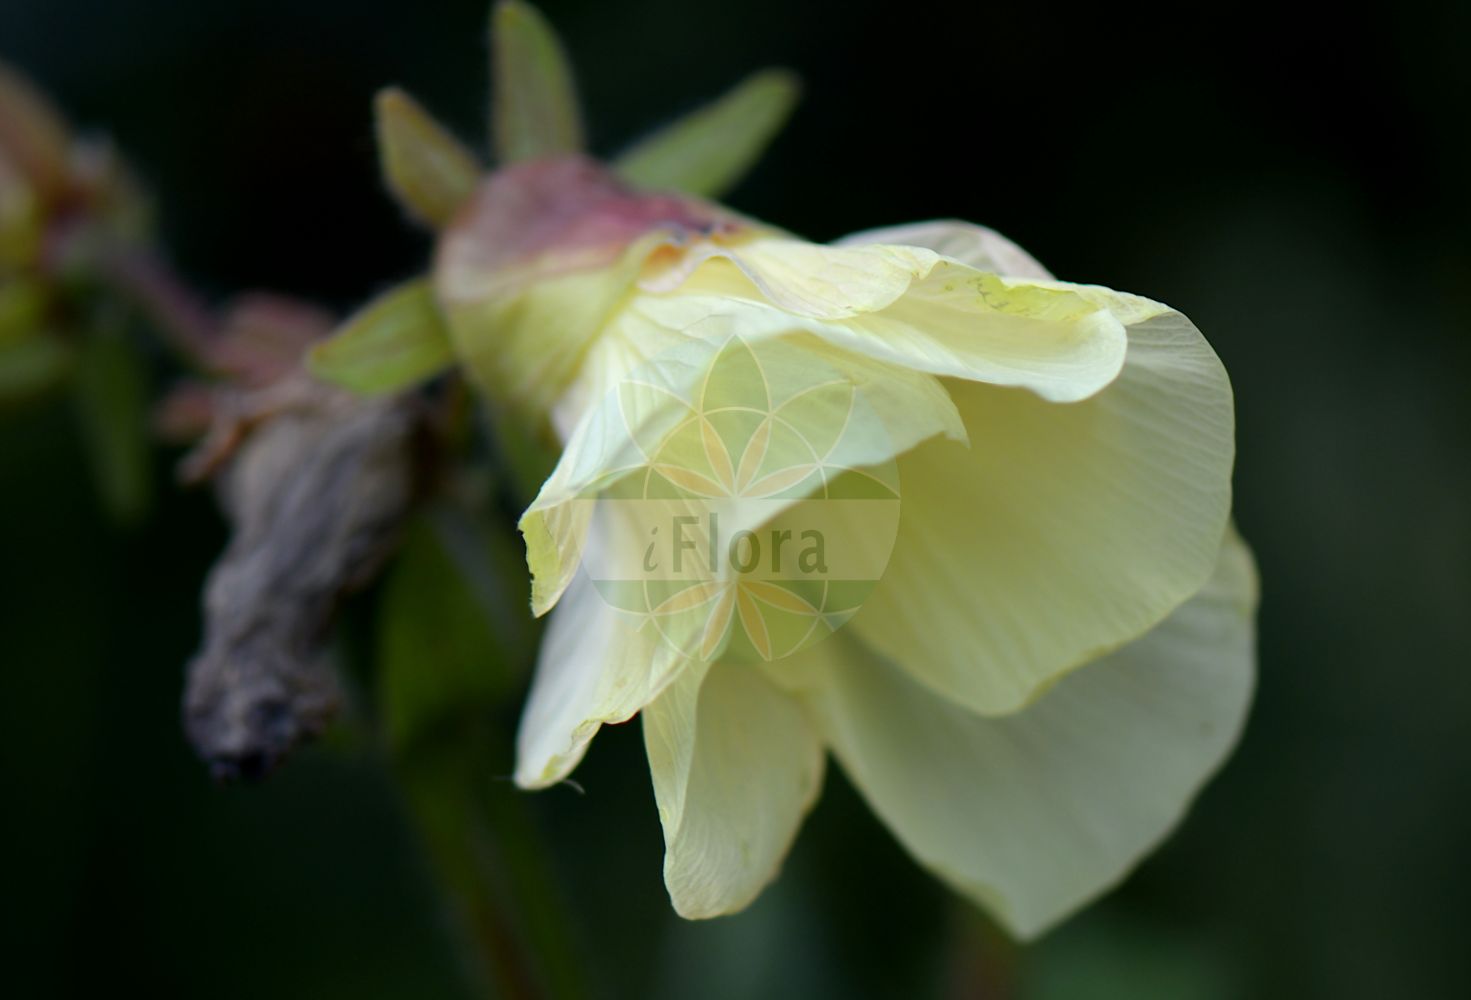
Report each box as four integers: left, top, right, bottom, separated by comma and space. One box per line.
2, 1, 1469, 997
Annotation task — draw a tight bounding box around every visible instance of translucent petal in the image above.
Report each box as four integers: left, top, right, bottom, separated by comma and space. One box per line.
783, 530, 1257, 938
835, 219, 1052, 280
641, 239, 938, 318
513, 569, 692, 789
850, 302, 1234, 714
638, 239, 1128, 402
644, 660, 824, 918
522, 324, 963, 615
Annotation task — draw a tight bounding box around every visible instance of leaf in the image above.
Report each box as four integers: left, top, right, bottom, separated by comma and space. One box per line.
308, 278, 455, 394
613, 69, 801, 197
491, 1, 584, 163
374, 87, 481, 228
72, 331, 151, 524
377, 508, 529, 750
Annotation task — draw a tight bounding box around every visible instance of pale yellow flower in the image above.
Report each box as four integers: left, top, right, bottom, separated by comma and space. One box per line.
435, 163, 1256, 938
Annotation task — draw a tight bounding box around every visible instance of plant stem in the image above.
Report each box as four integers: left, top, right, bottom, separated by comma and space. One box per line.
394, 720, 587, 1000
98, 246, 220, 367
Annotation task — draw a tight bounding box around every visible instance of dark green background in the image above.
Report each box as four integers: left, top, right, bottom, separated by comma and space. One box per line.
2, 1, 1468, 997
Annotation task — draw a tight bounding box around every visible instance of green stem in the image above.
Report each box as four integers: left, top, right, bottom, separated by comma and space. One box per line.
394, 720, 587, 1000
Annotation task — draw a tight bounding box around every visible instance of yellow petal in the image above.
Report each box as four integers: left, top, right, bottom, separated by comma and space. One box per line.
835, 219, 1053, 280
644, 660, 824, 918
781, 530, 1256, 938
521, 327, 962, 616
851, 302, 1234, 714
817, 218, 1235, 713
513, 570, 693, 788
699, 587, 737, 661
642, 238, 938, 319
638, 238, 1128, 403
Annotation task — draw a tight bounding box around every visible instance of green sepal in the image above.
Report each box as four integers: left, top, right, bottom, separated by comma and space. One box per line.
491, 1, 585, 163
308, 278, 456, 395
375, 87, 481, 228
614, 69, 801, 197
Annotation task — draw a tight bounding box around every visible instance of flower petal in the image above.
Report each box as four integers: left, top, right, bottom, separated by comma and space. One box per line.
834, 219, 1052, 280
513, 570, 691, 789
782, 530, 1257, 938
639, 238, 1128, 403
850, 297, 1235, 715
644, 659, 824, 918
522, 326, 963, 615
641, 239, 938, 319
